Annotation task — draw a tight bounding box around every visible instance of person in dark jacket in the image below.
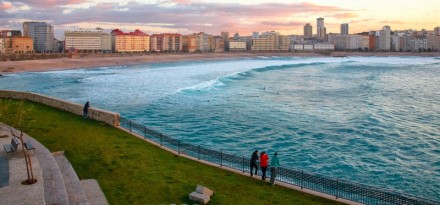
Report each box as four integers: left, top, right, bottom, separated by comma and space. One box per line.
83, 101, 90, 118
250, 150, 259, 177
260, 151, 269, 180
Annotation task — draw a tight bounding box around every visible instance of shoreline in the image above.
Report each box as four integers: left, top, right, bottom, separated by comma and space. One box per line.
1, 52, 439, 74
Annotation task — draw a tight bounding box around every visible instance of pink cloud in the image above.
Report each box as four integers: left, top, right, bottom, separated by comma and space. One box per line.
380, 20, 405, 24
332, 13, 359, 19
0, 2, 13, 10
17, 0, 89, 7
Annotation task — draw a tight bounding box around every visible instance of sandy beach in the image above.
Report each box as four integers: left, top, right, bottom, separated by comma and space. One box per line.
1, 52, 439, 74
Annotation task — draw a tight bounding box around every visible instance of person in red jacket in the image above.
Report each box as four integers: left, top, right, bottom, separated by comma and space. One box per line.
259, 151, 269, 180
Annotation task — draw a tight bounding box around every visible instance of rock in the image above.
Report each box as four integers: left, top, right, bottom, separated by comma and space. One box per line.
189, 191, 210, 204
196, 185, 214, 197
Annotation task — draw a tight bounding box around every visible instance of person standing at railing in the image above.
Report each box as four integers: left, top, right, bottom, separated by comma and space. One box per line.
260, 151, 269, 181
83, 101, 90, 119
250, 150, 259, 177
270, 152, 280, 185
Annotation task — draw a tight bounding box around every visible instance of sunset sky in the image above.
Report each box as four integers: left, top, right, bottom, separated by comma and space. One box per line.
1, 0, 439, 39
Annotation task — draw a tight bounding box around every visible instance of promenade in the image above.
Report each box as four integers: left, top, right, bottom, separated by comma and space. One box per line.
0, 123, 108, 205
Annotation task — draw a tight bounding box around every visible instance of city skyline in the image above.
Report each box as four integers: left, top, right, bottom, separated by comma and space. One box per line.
1, 0, 439, 39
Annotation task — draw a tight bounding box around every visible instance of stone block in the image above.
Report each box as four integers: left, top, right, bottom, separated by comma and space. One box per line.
189, 191, 210, 204
196, 185, 214, 197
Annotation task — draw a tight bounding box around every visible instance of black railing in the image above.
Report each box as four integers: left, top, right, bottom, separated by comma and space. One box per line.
120, 117, 439, 205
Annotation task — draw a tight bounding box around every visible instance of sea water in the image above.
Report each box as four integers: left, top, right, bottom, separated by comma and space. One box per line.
1, 56, 439, 200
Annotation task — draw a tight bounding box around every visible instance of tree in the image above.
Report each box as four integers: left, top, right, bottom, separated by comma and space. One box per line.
0, 99, 36, 184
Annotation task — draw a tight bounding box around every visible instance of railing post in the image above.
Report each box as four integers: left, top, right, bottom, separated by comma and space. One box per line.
242, 156, 245, 173
336, 179, 339, 199
129, 120, 132, 132
178, 141, 180, 154
143, 127, 146, 139
220, 151, 223, 167
301, 170, 304, 189
160, 133, 163, 146
197, 146, 200, 160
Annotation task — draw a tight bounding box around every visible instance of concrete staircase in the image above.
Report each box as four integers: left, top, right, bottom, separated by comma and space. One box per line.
30, 138, 109, 205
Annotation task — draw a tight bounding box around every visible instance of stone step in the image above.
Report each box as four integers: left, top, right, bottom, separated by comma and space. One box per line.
30, 138, 69, 205
81, 179, 109, 205
53, 151, 89, 205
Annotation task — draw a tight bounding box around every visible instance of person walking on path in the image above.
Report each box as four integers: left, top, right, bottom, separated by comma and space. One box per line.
83, 101, 90, 119
260, 151, 269, 180
270, 152, 280, 185
250, 150, 259, 177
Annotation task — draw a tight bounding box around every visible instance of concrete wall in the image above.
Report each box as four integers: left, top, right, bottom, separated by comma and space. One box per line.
0, 90, 120, 126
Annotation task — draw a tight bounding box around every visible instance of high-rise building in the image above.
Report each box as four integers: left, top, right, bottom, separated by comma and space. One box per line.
221, 31, 229, 51
23, 22, 54, 52
340, 23, 349, 35
304, 23, 313, 38
111, 29, 150, 52
378, 26, 391, 51
434, 27, 440, 35
317, 17, 326, 40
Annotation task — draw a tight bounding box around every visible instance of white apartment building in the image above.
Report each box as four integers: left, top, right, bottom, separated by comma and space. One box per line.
292, 43, 333, 51
65, 30, 111, 52
229, 40, 247, 51
314, 43, 335, 51
378, 26, 391, 51
410, 37, 427, 51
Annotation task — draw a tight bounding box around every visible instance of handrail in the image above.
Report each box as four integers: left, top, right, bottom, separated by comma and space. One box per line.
120, 117, 439, 205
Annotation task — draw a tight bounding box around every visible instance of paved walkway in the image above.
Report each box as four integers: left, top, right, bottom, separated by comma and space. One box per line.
0, 124, 44, 205
0, 123, 108, 205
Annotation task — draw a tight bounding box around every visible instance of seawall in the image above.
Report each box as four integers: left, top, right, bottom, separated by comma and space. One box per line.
0, 90, 120, 126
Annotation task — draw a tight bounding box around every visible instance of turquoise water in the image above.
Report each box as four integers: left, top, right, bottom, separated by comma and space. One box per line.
1, 56, 439, 200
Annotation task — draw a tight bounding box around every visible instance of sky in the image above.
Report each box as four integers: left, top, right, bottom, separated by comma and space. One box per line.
1, 0, 439, 39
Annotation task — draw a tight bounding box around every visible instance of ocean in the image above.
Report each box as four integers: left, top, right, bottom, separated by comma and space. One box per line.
1, 56, 439, 200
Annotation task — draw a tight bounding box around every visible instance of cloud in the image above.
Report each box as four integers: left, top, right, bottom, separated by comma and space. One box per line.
15, 0, 89, 7
0, 1, 13, 10
332, 12, 359, 19
1, 1, 352, 36
380, 20, 405, 25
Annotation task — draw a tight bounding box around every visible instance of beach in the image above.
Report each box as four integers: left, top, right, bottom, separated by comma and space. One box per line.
1, 52, 439, 74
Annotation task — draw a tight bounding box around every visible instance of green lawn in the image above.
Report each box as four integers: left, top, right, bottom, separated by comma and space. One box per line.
0, 99, 343, 205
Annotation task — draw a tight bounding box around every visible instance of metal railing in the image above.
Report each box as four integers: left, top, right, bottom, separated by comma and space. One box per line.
120, 117, 439, 205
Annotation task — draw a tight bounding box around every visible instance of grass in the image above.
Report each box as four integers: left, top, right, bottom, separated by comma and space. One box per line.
0, 99, 343, 205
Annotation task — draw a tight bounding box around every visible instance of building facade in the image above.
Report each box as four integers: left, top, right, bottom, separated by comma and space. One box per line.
1, 37, 33, 53
378, 26, 391, 51
317, 17, 326, 40
23, 22, 54, 52
111, 29, 150, 53
65, 30, 111, 53
0, 38, 4, 53
340, 23, 349, 35
150, 33, 182, 52
427, 35, 440, 51
212, 36, 225, 52
182, 34, 197, 52
229, 40, 247, 51
304, 23, 313, 38
0, 30, 22, 37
